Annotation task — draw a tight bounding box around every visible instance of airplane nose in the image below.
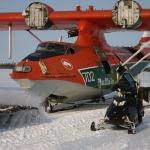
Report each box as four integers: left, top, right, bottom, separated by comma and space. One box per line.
13, 65, 32, 73
10, 62, 32, 80
10, 63, 35, 90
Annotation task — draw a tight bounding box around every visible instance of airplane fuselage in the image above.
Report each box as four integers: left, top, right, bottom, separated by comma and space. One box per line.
11, 41, 149, 103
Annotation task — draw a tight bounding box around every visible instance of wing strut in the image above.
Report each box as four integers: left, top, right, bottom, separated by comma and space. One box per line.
122, 40, 150, 66
8, 25, 12, 59
27, 30, 42, 43
130, 51, 150, 70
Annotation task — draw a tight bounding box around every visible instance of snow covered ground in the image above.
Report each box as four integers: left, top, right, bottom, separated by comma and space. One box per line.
0, 69, 150, 150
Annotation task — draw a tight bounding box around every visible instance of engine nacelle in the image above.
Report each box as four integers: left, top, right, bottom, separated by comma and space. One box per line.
112, 0, 142, 29
23, 2, 54, 30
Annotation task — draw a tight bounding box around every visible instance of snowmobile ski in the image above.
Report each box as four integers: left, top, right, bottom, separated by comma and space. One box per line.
90, 118, 137, 134
90, 119, 115, 131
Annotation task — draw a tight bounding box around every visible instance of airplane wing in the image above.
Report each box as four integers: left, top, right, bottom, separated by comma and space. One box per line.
50, 9, 150, 31
0, 1, 150, 31
0, 13, 27, 30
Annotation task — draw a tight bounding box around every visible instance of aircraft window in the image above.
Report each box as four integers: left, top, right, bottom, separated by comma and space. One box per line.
66, 47, 75, 54
47, 43, 66, 54
47, 44, 55, 51
23, 43, 67, 61
36, 43, 47, 51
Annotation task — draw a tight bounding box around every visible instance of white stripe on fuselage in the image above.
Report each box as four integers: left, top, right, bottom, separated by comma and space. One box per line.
16, 79, 102, 102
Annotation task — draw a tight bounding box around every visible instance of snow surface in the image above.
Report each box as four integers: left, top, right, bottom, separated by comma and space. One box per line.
138, 64, 150, 87
0, 69, 150, 150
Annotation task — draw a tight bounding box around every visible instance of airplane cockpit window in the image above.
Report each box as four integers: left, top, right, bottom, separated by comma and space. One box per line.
23, 43, 75, 61
66, 47, 75, 54
36, 43, 66, 53
36, 43, 47, 51
47, 43, 66, 55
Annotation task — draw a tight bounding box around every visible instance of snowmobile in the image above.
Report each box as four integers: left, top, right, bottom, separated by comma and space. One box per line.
91, 69, 144, 134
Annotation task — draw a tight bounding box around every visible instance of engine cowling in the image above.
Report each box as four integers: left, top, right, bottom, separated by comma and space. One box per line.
112, 0, 142, 29
23, 2, 54, 30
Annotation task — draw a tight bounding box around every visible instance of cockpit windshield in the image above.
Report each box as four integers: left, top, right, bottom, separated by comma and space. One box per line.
36, 43, 47, 51
23, 43, 76, 61
36, 43, 66, 54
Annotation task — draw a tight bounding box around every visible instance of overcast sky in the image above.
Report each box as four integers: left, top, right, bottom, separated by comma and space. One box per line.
0, 0, 149, 62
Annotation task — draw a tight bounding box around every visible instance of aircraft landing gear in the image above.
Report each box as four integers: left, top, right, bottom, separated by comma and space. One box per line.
43, 94, 67, 113
43, 97, 58, 113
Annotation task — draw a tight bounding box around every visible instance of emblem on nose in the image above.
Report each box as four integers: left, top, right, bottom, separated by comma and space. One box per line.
61, 59, 73, 70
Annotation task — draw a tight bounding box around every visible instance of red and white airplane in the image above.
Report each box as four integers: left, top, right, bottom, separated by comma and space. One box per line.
0, 0, 150, 111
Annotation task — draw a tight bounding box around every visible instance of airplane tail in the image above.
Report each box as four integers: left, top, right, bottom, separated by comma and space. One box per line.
139, 31, 150, 46
127, 32, 150, 61
134, 31, 150, 60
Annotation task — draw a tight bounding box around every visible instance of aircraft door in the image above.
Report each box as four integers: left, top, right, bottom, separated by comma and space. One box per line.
95, 47, 111, 74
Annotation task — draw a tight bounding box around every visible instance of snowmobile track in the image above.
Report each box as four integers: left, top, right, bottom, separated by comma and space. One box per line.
0, 105, 39, 129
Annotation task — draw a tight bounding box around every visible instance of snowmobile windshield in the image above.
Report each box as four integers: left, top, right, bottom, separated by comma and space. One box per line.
123, 72, 136, 89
